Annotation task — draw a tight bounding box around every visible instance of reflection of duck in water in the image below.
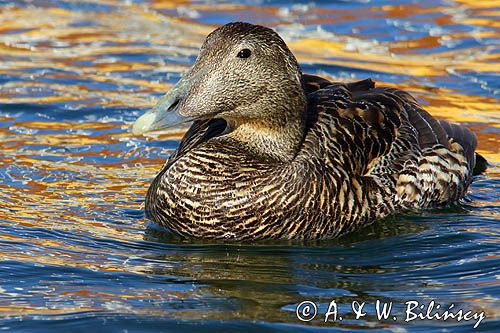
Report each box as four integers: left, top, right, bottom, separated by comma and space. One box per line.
133, 22, 486, 240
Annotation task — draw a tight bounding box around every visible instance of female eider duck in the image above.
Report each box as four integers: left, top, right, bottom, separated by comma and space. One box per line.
133, 22, 485, 240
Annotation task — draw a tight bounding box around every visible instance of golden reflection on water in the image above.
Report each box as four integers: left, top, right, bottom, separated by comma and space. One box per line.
0, 0, 498, 324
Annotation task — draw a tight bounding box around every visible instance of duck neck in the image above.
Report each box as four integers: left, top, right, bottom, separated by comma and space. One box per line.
225, 110, 306, 162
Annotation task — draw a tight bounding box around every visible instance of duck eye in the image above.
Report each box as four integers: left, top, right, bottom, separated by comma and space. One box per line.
237, 49, 252, 58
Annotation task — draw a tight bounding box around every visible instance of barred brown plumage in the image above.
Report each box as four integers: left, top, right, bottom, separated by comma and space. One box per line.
133, 22, 484, 240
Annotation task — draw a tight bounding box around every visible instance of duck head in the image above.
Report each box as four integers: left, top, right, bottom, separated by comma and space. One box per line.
133, 22, 307, 159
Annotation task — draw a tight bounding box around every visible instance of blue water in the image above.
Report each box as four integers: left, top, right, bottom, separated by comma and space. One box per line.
0, 0, 499, 332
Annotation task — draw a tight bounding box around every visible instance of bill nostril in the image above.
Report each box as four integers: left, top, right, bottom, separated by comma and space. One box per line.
168, 99, 180, 112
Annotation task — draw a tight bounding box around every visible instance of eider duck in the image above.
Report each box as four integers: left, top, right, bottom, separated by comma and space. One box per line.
132, 22, 485, 240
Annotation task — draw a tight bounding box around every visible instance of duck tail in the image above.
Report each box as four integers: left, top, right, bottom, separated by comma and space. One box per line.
438, 120, 487, 175
473, 152, 488, 175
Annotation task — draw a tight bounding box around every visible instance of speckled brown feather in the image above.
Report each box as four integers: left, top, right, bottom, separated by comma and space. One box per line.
145, 74, 477, 240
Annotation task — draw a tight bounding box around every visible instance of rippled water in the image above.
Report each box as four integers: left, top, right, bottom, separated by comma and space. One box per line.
0, 0, 499, 331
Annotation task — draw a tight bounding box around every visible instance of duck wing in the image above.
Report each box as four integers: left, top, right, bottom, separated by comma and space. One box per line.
303, 74, 335, 94
303, 77, 476, 209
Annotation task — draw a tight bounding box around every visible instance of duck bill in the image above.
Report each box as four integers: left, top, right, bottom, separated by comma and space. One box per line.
132, 75, 194, 135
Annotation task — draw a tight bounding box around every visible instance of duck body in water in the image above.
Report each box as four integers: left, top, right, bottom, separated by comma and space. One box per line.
133, 22, 484, 240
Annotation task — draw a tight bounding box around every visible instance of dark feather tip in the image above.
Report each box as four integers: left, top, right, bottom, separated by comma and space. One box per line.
473, 153, 488, 175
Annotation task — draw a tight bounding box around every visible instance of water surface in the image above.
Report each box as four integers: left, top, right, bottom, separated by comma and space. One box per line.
0, 0, 499, 332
